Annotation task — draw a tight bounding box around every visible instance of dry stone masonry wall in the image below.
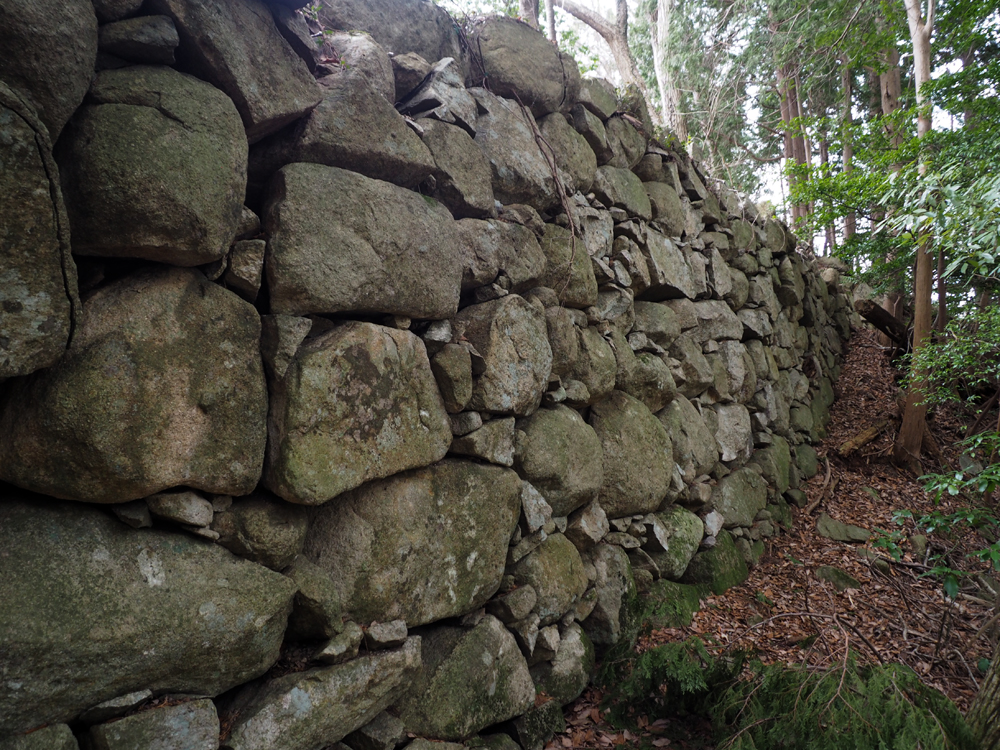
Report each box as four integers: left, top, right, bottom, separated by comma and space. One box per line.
0, 1, 858, 748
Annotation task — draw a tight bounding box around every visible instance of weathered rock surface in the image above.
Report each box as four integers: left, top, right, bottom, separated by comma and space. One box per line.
529, 623, 594, 705
681, 530, 748, 594
511, 534, 589, 624
539, 112, 596, 195
582, 544, 634, 645
302, 460, 521, 626
589, 391, 674, 518
212, 492, 308, 570
251, 69, 435, 190
0, 267, 267, 503
513, 405, 603, 517
455, 219, 546, 292
468, 16, 578, 118
148, 0, 320, 143
592, 166, 651, 220
711, 468, 767, 528
657, 396, 718, 480
395, 615, 534, 740
225, 639, 422, 750
455, 295, 553, 416
324, 31, 395, 102
0, 496, 295, 734
58, 66, 247, 266
264, 321, 451, 505
0, 83, 78, 379
643, 506, 704, 580
470, 88, 558, 212
317, 0, 463, 65
264, 164, 462, 319
419, 118, 495, 218
98, 15, 179, 64
0, 0, 97, 140
539, 224, 599, 309
2, 723, 79, 750
89, 699, 218, 750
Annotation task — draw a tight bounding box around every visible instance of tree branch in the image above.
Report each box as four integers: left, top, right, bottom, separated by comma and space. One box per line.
552, 0, 614, 42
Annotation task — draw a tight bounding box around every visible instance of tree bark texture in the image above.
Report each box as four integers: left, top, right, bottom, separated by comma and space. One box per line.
650, 0, 686, 139
554, 0, 647, 94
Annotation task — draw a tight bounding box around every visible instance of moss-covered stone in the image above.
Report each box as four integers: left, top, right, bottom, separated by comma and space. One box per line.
750, 435, 791, 494
539, 224, 599, 309
794, 444, 819, 479
303, 460, 521, 627
264, 321, 451, 505
512, 534, 589, 625
711, 468, 767, 529
681, 531, 749, 595
499, 699, 566, 750
815, 565, 862, 592
0, 495, 295, 734
395, 615, 534, 740
582, 544, 636, 645
643, 505, 704, 581
529, 622, 594, 705
89, 699, 218, 750
0, 267, 267, 503
643, 579, 702, 628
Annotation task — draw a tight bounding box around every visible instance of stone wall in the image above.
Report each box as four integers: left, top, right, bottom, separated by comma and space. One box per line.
0, 1, 857, 748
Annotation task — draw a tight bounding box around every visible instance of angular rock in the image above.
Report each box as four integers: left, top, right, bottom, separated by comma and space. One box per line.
148, 0, 320, 143
270, 5, 318, 71
467, 16, 578, 118
365, 620, 408, 651
539, 224, 599, 309
470, 88, 558, 212
687, 301, 744, 343
713, 403, 753, 463
251, 69, 434, 191
529, 622, 594, 705
225, 639, 422, 750
0, 83, 77, 379
98, 15, 179, 64
498, 700, 565, 750
457, 218, 547, 292
283, 556, 344, 641
589, 391, 674, 518
431, 343, 473, 413
316, 622, 365, 665
681, 530, 748, 595
644, 506, 704, 581
0, 267, 266, 503
520, 482, 553, 533
59, 66, 246, 266
224, 239, 266, 303
604, 117, 645, 170
570, 327, 617, 405
488, 585, 538, 624
455, 295, 553, 416
632, 302, 680, 348
582, 544, 634, 645
419, 118, 495, 218
565, 500, 609, 550
513, 405, 603, 517
146, 489, 214, 527
212, 492, 308, 571
394, 615, 533, 740
578, 78, 617, 119
539, 112, 596, 194
711, 468, 767, 528
264, 321, 451, 505
317, 0, 463, 66
265, 164, 462, 319
645, 181, 685, 237
667, 334, 715, 398
815, 565, 862, 592
89, 699, 218, 750
656, 395, 718, 480
0, 0, 97, 141
344, 712, 406, 750
570, 104, 613, 165
749, 434, 791, 494
324, 31, 394, 102
260, 315, 311, 382
398, 57, 477, 133
622, 352, 676, 414
816, 513, 871, 542
592, 167, 651, 220
303, 460, 521, 626
511, 534, 589, 625
640, 229, 697, 301
392, 52, 432, 101
450, 417, 516, 467
0, 496, 295, 734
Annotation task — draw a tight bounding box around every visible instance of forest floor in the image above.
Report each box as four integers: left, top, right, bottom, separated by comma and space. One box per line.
547, 325, 1000, 750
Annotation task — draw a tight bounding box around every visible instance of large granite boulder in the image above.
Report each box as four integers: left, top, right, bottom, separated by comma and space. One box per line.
419, 118, 495, 218
454, 295, 553, 416
264, 322, 451, 505
711, 468, 767, 528
323, 30, 395, 102
224, 639, 422, 750
264, 164, 462, 319
0, 83, 77, 379
470, 88, 559, 212
317, 0, 463, 65
249, 68, 435, 191
455, 219, 546, 291
656, 396, 718, 480
539, 224, 599, 309
467, 16, 579, 118
147, 0, 320, 143
58, 66, 246, 266
0, 496, 295, 735
592, 166, 651, 220
640, 229, 697, 301
510, 534, 589, 624
0, 0, 97, 141
589, 391, 674, 518
302, 460, 521, 626
538, 112, 596, 195
513, 405, 603, 517
0, 267, 267, 503
395, 615, 534, 740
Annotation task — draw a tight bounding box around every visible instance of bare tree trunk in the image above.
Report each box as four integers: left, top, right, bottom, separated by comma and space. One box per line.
842, 63, 857, 240
520, 0, 540, 28
545, 0, 555, 41
894, 0, 935, 472
935, 249, 947, 332
820, 137, 835, 254
880, 47, 903, 151
554, 0, 648, 95
650, 0, 686, 140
